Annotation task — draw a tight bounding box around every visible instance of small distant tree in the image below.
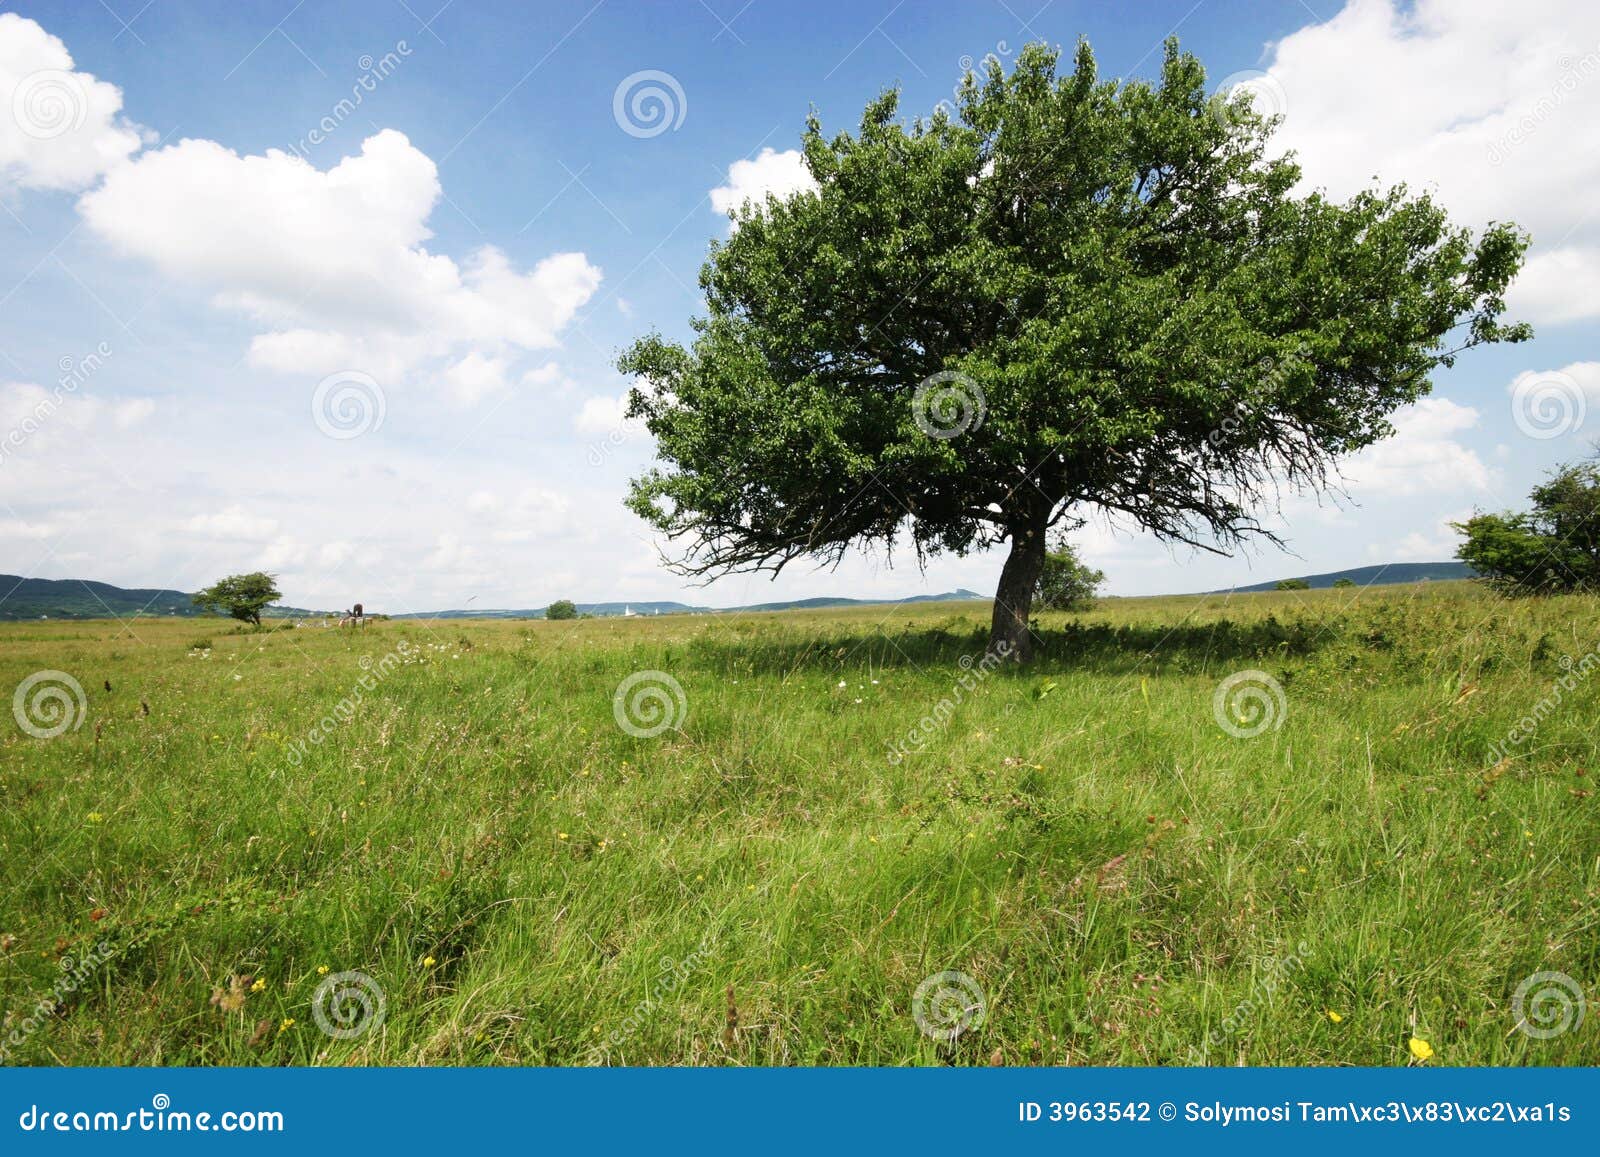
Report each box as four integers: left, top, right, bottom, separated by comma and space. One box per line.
1332, 577, 1357, 589
1455, 457, 1600, 594
1275, 578, 1311, 591
545, 599, 579, 621
1034, 534, 1105, 611
193, 572, 281, 627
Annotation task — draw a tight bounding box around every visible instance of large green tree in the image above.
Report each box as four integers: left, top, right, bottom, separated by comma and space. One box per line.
192, 572, 281, 627
619, 40, 1529, 659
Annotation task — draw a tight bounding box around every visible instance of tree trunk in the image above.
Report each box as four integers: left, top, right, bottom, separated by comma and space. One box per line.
988, 519, 1047, 662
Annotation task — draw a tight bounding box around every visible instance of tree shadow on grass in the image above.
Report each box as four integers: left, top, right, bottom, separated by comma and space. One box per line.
687, 614, 1342, 678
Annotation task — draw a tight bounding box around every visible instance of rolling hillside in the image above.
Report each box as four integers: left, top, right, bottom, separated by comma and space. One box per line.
0, 575, 320, 621
1213, 561, 1474, 593
1, 563, 1479, 623
390, 590, 989, 619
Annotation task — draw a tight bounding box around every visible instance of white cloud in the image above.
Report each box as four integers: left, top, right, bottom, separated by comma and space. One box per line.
443, 351, 510, 404
77, 130, 603, 384
1506, 247, 1600, 325
0, 381, 81, 435
112, 398, 155, 427
257, 534, 308, 570
573, 392, 637, 436
710, 147, 817, 222
1258, 0, 1600, 325
1344, 396, 1494, 495
317, 541, 354, 569
467, 486, 574, 543
1505, 359, 1600, 439
0, 13, 143, 193
0, 517, 56, 539
421, 532, 480, 574
1508, 359, 1600, 399
183, 505, 279, 539
0, 382, 155, 447
1368, 509, 1473, 561
492, 489, 582, 544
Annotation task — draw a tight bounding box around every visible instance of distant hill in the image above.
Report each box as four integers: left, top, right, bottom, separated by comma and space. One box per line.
0, 574, 321, 621
391, 589, 988, 619
1214, 561, 1475, 593
2, 562, 1478, 623
391, 602, 699, 620
0, 575, 987, 622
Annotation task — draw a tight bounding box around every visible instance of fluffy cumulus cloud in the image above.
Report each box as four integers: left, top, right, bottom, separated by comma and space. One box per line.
461, 485, 575, 543
1255, 0, 1600, 325
0, 13, 143, 193
182, 505, 280, 540
710, 147, 817, 223
0, 380, 154, 451
1343, 396, 1494, 496
1505, 360, 1600, 441
77, 129, 602, 387
443, 351, 511, 404
573, 391, 640, 436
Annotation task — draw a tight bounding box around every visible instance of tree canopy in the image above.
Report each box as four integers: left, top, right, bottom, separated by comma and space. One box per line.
1455, 456, 1600, 594
192, 572, 281, 627
619, 39, 1530, 659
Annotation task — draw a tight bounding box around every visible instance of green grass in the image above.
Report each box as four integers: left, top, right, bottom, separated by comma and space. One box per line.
2, 580, 1597, 1066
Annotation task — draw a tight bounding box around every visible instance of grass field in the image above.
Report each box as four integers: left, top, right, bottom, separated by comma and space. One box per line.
2, 580, 1597, 1066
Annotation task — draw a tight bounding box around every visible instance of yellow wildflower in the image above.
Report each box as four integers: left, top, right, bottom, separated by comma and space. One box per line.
250, 977, 267, 993
278, 1018, 294, 1033
422, 955, 436, 968
1326, 1010, 1343, 1023
316, 965, 329, 976
1408, 1037, 1434, 1061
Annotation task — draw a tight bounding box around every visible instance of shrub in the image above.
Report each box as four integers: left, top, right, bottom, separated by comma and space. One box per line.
545, 599, 579, 621
1275, 578, 1311, 591
1455, 457, 1600, 594
1035, 534, 1105, 612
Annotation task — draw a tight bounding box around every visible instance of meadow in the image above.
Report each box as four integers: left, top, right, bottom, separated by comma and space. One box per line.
1, 580, 1596, 1066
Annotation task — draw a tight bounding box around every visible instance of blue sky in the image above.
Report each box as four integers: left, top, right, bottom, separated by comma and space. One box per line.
1, 0, 1596, 612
